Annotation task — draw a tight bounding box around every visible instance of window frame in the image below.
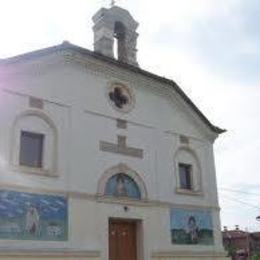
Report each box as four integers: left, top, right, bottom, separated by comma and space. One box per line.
19, 130, 45, 168
174, 147, 203, 196
10, 110, 59, 177
178, 163, 193, 190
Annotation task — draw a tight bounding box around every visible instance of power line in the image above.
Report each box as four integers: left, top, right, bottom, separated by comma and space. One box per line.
219, 187, 260, 197
220, 194, 260, 211
221, 197, 260, 210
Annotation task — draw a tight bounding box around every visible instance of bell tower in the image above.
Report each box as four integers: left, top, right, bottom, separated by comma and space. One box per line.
92, 5, 139, 66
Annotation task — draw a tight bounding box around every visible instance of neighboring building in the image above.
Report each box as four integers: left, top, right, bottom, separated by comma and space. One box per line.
0, 4, 227, 260
250, 232, 260, 256
222, 226, 260, 259
223, 226, 250, 259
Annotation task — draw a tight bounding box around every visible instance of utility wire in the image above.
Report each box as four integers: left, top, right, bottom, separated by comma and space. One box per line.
220, 193, 260, 211
219, 187, 260, 197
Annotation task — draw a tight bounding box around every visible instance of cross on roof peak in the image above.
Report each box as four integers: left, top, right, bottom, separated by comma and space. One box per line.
111, 0, 116, 6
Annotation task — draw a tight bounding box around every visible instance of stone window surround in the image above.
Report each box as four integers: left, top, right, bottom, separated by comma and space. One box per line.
174, 146, 203, 196
178, 163, 193, 190
10, 109, 58, 177
19, 130, 44, 168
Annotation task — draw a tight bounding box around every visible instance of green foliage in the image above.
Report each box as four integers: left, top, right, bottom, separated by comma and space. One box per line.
171, 229, 214, 245
224, 244, 236, 258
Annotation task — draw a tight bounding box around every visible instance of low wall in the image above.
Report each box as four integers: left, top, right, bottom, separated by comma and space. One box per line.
0, 250, 100, 260
152, 251, 229, 260
152, 257, 228, 260
0, 249, 230, 260
0, 258, 99, 260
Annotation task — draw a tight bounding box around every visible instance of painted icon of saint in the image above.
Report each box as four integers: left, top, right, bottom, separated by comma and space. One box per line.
114, 174, 128, 197
25, 206, 40, 236
186, 216, 199, 244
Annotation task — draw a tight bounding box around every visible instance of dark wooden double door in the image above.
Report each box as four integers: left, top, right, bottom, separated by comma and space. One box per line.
109, 219, 137, 260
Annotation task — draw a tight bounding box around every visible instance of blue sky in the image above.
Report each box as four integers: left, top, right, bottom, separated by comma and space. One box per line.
0, 0, 259, 231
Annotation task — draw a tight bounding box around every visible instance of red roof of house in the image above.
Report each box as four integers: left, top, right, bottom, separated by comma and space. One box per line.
223, 230, 249, 239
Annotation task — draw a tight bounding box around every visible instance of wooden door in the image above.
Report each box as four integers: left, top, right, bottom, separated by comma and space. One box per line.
109, 219, 137, 260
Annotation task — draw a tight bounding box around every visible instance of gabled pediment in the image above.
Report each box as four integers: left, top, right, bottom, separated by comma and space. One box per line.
0, 41, 225, 139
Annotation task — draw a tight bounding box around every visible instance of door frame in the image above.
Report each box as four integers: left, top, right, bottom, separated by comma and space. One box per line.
108, 218, 143, 260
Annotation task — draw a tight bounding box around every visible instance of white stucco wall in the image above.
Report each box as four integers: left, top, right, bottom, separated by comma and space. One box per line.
0, 52, 225, 259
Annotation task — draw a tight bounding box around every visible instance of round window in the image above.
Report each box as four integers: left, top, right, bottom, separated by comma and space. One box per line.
108, 83, 135, 113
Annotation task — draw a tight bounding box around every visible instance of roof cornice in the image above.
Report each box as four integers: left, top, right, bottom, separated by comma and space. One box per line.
0, 41, 226, 135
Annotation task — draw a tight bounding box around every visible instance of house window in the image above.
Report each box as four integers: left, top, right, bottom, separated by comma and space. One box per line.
19, 131, 44, 168
178, 163, 192, 190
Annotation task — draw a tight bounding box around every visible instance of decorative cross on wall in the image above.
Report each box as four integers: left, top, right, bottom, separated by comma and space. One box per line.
100, 82, 143, 159
109, 87, 129, 109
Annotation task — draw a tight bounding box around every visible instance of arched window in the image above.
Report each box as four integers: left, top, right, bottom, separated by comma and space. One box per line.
114, 21, 127, 62
11, 110, 58, 176
175, 147, 202, 193
105, 173, 141, 199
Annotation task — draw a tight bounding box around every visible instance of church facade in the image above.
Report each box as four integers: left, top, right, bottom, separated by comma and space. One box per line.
0, 5, 227, 260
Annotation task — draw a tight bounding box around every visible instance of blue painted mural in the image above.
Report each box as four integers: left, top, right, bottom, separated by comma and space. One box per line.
170, 208, 214, 245
105, 173, 141, 199
0, 190, 68, 241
